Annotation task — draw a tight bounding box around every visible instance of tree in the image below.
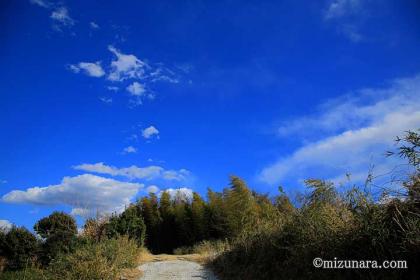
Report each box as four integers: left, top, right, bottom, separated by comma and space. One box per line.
225, 176, 258, 237
140, 195, 161, 252
158, 191, 177, 252
1, 227, 38, 270
83, 217, 108, 242
275, 186, 295, 215
191, 192, 207, 242
34, 212, 78, 264
105, 205, 146, 247
34, 211, 77, 239
206, 189, 229, 239
304, 179, 337, 206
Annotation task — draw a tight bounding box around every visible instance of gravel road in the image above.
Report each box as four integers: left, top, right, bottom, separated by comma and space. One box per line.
138, 260, 218, 280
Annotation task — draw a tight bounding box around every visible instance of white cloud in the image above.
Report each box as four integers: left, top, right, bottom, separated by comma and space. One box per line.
108, 45, 149, 82
161, 187, 193, 201
122, 146, 137, 154
163, 169, 191, 181
73, 162, 191, 182
70, 62, 105, 77
0, 220, 13, 232
90, 22, 100, 29
142, 126, 159, 139
2, 174, 143, 218
126, 82, 146, 96
260, 75, 420, 186
50, 7, 75, 27
30, 0, 51, 8
146, 185, 159, 193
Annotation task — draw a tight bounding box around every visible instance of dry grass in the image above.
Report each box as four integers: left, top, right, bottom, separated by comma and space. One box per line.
138, 252, 208, 264
0, 257, 6, 272
119, 267, 143, 280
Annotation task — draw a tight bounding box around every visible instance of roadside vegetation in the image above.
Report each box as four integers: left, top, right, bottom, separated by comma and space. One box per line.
0, 130, 418, 279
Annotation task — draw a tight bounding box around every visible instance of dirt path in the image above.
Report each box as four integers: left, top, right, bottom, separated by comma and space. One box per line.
138, 255, 218, 280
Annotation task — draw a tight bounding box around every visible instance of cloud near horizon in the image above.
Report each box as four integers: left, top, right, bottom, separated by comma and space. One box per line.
161, 187, 193, 201
1, 174, 143, 218
73, 162, 191, 182
0, 220, 13, 232
259, 74, 420, 186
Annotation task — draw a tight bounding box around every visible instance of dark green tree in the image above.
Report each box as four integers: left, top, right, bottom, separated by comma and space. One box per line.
34, 211, 78, 264
1, 227, 38, 270
191, 192, 207, 242
105, 205, 146, 247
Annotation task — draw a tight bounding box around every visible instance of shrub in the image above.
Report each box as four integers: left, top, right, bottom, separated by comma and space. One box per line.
0, 268, 51, 280
47, 236, 139, 280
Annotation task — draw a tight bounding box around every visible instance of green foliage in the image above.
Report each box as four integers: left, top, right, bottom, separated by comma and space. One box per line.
211, 173, 420, 279
387, 129, 420, 168
140, 195, 161, 252
205, 189, 229, 239
34, 211, 77, 239
105, 205, 146, 247
191, 192, 207, 242
225, 176, 258, 237
0, 227, 38, 271
34, 212, 78, 265
0, 267, 51, 280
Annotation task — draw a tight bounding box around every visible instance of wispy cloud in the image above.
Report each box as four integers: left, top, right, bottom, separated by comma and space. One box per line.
142, 126, 159, 139
99, 96, 113, 104
73, 162, 191, 182
30, 0, 75, 31
324, 0, 361, 20
90, 21, 100, 30
30, 0, 51, 8
2, 174, 143, 218
122, 146, 137, 154
69, 62, 105, 77
260, 74, 420, 186
107, 86, 119, 92
50, 7, 74, 27
324, 0, 364, 42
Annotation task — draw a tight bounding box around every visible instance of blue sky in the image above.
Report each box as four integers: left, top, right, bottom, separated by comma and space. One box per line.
1, 0, 419, 230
